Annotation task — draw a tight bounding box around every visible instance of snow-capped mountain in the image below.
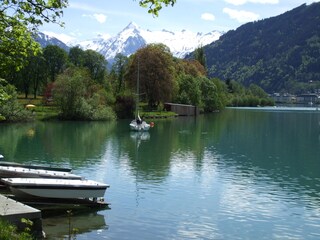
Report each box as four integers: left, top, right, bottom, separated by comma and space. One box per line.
75, 22, 223, 65
37, 22, 223, 65
35, 32, 70, 52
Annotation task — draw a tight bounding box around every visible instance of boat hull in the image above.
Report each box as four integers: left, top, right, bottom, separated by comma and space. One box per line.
1, 178, 109, 199
130, 120, 150, 131
0, 166, 81, 179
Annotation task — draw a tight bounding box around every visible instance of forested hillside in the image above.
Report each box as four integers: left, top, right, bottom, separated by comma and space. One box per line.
205, 3, 320, 94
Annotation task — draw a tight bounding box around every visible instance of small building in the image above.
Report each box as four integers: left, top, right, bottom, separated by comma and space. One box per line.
271, 93, 296, 103
296, 94, 319, 104
164, 103, 199, 116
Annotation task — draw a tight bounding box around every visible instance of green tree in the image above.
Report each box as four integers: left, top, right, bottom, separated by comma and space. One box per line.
194, 45, 207, 72
83, 50, 107, 84
248, 83, 269, 98
16, 53, 48, 99
69, 46, 85, 67
126, 44, 175, 108
110, 53, 129, 95
0, 0, 67, 73
0, 80, 33, 122
43, 45, 68, 82
139, 0, 176, 16
175, 74, 202, 107
53, 67, 116, 120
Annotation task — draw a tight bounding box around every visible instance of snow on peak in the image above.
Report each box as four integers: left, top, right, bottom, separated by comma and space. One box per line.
73, 23, 223, 64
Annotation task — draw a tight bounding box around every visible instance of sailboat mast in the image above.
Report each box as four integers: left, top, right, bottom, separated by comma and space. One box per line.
136, 58, 140, 118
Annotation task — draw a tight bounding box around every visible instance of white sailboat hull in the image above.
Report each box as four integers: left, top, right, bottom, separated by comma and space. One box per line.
1, 178, 109, 199
130, 120, 150, 131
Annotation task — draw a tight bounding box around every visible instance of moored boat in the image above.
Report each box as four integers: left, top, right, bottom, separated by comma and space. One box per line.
0, 178, 109, 199
0, 161, 72, 172
0, 166, 82, 179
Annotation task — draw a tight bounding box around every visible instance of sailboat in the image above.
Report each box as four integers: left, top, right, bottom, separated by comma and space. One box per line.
130, 59, 151, 131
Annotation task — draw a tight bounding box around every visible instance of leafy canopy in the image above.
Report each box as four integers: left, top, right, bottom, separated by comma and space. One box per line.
139, 0, 176, 16
0, 0, 68, 72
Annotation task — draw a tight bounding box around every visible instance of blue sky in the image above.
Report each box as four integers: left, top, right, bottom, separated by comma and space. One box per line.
40, 0, 320, 43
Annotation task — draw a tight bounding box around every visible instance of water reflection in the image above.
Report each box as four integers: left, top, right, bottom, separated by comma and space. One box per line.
42, 210, 108, 238
0, 121, 116, 168
1, 110, 320, 239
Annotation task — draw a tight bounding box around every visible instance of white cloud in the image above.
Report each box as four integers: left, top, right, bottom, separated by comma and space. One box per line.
82, 13, 107, 24
93, 13, 107, 23
223, 8, 260, 23
225, 0, 279, 6
201, 13, 215, 21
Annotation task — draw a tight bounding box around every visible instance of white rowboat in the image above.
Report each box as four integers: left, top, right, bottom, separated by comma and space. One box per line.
1, 178, 109, 199
0, 166, 82, 179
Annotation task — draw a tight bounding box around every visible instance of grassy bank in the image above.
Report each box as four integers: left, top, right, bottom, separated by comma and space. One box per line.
0, 219, 33, 240
18, 96, 177, 121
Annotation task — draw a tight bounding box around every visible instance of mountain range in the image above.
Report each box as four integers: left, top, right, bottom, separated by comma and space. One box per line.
203, 2, 320, 94
36, 22, 222, 66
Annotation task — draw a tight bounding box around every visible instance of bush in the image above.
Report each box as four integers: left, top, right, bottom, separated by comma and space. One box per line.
53, 67, 116, 121
0, 219, 33, 240
0, 81, 34, 122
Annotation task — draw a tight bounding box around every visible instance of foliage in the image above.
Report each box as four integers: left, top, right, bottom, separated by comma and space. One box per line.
205, 2, 320, 94
226, 81, 275, 107
201, 77, 227, 112
14, 53, 48, 99
175, 59, 206, 77
0, 80, 34, 122
193, 46, 207, 72
125, 44, 175, 108
0, 0, 67, 72
114, 92, 135, 119
68, 46, 85, 67
43, 45, 68, 82
110, 53, 129, 95
175, 74, 202, 107
68, 47, 108, 84
139, 0, 176, 16
82, 50, 108, 84
53, 67, 116, 120
0, 219, 33, 240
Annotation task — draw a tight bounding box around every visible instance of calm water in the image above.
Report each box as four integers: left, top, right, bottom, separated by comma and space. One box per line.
1, 108, 320, 239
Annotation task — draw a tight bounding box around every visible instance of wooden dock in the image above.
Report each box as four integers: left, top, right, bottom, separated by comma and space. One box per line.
0, 194, 43, 237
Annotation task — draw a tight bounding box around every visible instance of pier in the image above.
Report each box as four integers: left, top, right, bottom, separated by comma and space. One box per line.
0, 194, 43, 237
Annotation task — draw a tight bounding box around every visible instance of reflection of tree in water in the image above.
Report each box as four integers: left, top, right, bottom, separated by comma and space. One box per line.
0, 122, 37, 160
123, 115, 227, 184
0, 121, 116, 167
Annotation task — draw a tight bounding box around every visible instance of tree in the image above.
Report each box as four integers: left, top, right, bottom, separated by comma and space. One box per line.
110, 54, 129, 95
14, 53, 48, 99
0, 0, 67, 72
175, 74, 202, 107
194, 46, 207, 73
126, 43, 175, 108
83, 50, 107, 84
139, 0, 176, 16
0, 80, 33, 122
43, 45, 67, 82
69, 46, 85, 67
53, 67, 116, 120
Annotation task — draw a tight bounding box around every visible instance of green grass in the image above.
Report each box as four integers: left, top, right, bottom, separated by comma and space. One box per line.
0, 219, 33, 240
17, 96, 177, 120
18, 96, 59, 120
142, 110, 178, 118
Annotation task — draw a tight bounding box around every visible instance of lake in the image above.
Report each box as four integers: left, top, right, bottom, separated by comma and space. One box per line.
0, 108, 320, 239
